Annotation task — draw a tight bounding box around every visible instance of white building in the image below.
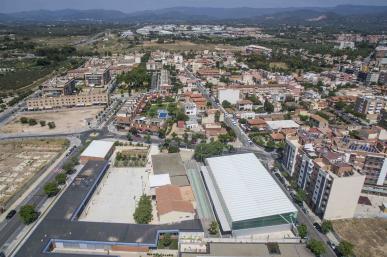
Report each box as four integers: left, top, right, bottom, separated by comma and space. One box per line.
184, 102, 197, 116
202, 153, 297, 236
80, 140, 115, 164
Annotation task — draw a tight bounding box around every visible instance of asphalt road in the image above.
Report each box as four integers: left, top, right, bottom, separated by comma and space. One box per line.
270, 170, 336, 257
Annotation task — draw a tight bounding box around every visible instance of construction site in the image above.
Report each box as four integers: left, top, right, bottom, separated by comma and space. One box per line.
0, 139, 67, 211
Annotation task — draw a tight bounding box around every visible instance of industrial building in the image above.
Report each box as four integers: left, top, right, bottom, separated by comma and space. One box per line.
201, 153, 297, 236
80, 140, 115, 164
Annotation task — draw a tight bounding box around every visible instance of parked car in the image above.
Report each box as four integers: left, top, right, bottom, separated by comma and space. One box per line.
6, 209, 16, 220
327, 241, 336, 250
313, 222, 322, 233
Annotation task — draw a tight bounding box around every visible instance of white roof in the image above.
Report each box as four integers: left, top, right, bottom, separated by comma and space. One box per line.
149, 174, 171, 188
81, 140, 115, 159
266, 120, 300, 130
205, 153, 297, 223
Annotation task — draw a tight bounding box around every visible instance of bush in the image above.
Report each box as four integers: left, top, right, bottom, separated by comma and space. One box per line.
307, 239, 326, 256
222, 100, 232, 108
55, 173, 67, 185
208, 221, 219, 235
20, 117, 29, 124
44, 181, 60, 197
19, 205, 39, 224
133, 195, 153, 224
39, 120, 46, 126
321, 220, 333, 234
337, 240, 354, 257
194, 141, 227, 161
48, 121, 56, 129
168, 145, 180, 153
298, 224, 308, 239
28, 118, 37, 126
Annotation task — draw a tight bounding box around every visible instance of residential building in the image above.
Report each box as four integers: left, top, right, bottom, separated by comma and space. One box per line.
237, 100, 253, 111
282, 137, 301, 176
355, 96, 386, 115
41, 77, 75, 97
184, 102, 197, 116
85, 68, 111, 87
295, 148, 365, 220
26, 88, 109, 110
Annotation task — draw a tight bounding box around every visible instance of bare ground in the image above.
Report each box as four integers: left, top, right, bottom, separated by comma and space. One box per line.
332, 218, 387, 257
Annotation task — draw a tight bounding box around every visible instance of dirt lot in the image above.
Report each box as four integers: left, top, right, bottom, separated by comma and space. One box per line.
0, 107, 103, 134
0, 139, 67, 208
332, 218, 387, 257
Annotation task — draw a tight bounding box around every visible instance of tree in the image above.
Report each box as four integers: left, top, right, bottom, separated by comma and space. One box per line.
130, 127, 139, 136
176, 110, 189, 121
298, 224, 308, 239
44, 181, 60, 197
133, 195, 153, 224
208, 221, 219, 235
63, 157, 78, 174
19, 205, 39, 224
307, 239, 326, 256
168, 145, 180, 153
194, 141, 226, 161
144, 133, 151, 144
55, 173, 67, 185
295, 189, 306, 204
39, 120, 46, 126
48, 121, 56, 129
158, 129, 165, 139
222, 100, 232, 109
321, 220, 333, 234
215, 111, 220, 122
28, 118, 37, 126
127, 132, 133, 141
20, 117, 28, 124
264, 100, 274, 113
162, 233, 172, 247
337, 240, 354, 257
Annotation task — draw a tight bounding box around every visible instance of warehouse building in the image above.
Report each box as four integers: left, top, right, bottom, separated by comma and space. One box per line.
80, 140, 115, 164
202, 153, 297, 236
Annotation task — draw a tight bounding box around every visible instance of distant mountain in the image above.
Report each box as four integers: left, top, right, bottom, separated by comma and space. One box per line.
1, 5, 387, 25
0, 9, 128, 22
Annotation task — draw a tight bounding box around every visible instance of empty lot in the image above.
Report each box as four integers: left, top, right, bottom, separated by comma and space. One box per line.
0, 139, 67, 208
333, 218, 387, 257
0, 107, 103, 134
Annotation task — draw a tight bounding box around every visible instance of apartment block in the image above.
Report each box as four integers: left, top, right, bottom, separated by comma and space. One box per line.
295, 148, 365, 220
282, 137, 301, 176
355, 96, 386, 115
27, 89, 109, 110
85, 68, 111, 87
41, 77, 75, 97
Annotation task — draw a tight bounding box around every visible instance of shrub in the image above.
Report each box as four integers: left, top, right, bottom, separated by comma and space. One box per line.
48, 121, 56, 129
19, 205, 39, 224
321, 220, 333, 234
55, 173, 67, 185
44, 181, 60, 197
133, 195, 153, 224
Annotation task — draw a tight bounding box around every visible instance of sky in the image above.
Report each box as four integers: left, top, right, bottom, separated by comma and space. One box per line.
1, 0, 387, 13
